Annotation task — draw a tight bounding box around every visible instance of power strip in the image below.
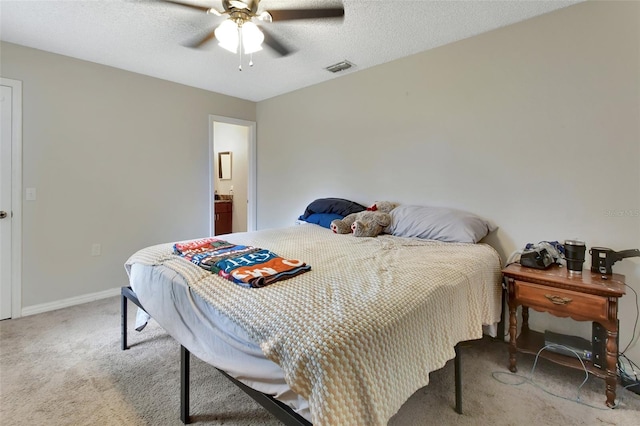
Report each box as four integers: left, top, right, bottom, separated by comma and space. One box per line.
621, 373, 640, 395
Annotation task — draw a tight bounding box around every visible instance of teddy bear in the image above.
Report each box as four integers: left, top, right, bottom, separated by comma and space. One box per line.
330, 201, 399, 237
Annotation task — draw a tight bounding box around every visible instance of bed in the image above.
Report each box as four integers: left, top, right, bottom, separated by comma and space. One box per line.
124, 204, 502, 425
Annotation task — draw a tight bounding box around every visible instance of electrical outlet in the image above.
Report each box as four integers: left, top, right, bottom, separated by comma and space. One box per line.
91, 243, 101, 256
26, 188, 36, 201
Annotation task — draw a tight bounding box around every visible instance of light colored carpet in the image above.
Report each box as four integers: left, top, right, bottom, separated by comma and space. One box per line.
1, 296, 638, 425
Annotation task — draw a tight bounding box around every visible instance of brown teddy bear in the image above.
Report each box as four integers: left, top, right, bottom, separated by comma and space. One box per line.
330, 201, 399, 237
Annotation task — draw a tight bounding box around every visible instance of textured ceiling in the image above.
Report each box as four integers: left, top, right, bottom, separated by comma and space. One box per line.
0, 0, 581, 102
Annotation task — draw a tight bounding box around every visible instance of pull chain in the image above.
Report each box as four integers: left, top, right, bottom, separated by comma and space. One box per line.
238, 25, 242, 71
235, 23, 256, 70
238, 24, 243, 71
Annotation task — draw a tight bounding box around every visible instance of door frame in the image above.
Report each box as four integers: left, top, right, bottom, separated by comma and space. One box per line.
1, 77, 23, 319
208, 115, 257, 236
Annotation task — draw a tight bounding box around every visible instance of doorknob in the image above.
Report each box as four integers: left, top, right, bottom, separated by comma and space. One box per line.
0, 211, 7, 219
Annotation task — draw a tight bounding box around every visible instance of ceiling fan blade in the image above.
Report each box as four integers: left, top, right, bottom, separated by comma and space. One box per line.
161, 0, 214, 13
260, 27, 292, 57
183, 29, 217, 48
265, 8, 344, 22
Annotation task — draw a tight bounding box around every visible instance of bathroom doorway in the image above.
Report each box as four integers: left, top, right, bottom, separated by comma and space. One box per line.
209, 115, 256, 236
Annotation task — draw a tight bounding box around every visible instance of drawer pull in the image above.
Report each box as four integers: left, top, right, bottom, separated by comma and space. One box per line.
545, 294, 573, 305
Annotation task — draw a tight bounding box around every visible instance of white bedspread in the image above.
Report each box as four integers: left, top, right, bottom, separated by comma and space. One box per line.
126, 224, 502, 425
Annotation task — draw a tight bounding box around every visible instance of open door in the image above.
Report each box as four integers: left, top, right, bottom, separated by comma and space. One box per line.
209, 115, 256, 236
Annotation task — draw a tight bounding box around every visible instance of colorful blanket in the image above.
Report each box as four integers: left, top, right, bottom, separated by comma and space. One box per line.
173, 237, 310, 287
217, 249, 312, 288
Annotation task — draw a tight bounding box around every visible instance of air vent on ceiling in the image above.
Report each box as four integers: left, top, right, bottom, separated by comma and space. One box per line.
325, 60, 355, 73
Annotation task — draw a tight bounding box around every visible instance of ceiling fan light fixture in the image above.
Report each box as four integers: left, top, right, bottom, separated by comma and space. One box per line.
241, 21, 264, 54
158, 0, 346, 69
214, 19, 264, 54
215, 19, 240, 53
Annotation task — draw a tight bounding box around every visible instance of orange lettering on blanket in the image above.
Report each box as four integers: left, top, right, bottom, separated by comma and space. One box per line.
231, 258, 299, 280
233, 267, 278, 280
282, 259, 304, 267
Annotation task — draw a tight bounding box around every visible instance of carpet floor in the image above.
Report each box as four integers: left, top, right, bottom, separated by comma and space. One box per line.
1, 296, 639, 425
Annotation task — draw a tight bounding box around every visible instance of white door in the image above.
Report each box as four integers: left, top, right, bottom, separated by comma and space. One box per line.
0, 84, 13, 319
0, 77, 22, 320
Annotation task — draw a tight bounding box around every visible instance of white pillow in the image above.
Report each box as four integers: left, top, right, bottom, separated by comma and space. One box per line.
387, 205, 497, 243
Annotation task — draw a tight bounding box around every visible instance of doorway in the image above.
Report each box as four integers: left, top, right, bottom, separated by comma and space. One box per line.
209, 115, 256, 236
0, 78, 23, 320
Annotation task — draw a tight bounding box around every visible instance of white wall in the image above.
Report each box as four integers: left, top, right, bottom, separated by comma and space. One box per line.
256, 2, 640, 365
0, 42, 255, 310
213, 122, 248, 233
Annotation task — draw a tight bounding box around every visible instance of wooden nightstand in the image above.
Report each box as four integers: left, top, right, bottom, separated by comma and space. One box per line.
502, 263, 625, 407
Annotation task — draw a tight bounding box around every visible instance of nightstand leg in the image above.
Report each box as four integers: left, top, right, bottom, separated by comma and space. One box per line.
522, 306, 529, 333
605, 328, 618, 408
509, 303, 517, 373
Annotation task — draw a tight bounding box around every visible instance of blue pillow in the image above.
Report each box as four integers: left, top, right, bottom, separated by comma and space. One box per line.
298, 213, 344, 229
300, 198, 366, 220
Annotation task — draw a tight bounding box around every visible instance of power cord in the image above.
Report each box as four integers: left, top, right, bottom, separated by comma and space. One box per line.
620, 283, 639, 355
492, 344, 626, 410
618, 353, 640, 394
616, 282, 640, 395
619, 353, 640, 379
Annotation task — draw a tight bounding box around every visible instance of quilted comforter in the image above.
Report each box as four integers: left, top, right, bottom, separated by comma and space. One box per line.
125, 224, 502, 425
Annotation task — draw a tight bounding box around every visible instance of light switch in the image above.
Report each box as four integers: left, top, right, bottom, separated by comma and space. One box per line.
91, 243, 101, 256
26, 188, 36, 201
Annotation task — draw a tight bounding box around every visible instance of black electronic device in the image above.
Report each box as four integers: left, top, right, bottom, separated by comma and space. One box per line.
592, 322, 606, 369
592, 321, 619, 370
590, 247, 640, 275
520, 248, 554, 270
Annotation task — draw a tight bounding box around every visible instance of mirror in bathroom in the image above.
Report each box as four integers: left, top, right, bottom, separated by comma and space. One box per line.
218, 151, 232, 180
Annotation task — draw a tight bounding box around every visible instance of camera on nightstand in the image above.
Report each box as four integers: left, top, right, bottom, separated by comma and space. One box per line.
519, 247, 554, 270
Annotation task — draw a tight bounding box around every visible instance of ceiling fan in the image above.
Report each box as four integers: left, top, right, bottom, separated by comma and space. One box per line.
161, 0, 345, 69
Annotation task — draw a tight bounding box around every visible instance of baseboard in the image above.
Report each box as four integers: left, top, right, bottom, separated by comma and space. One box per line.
21, 287, 121, 317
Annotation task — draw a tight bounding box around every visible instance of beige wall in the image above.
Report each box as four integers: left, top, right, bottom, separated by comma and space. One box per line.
0, 42, 256, 308
256, 1, 640, 363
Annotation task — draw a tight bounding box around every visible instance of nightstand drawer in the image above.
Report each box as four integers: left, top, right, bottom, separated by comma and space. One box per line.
514, 281, 607, 322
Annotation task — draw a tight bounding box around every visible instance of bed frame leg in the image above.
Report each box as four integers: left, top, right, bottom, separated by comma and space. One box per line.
181, 345, 191, 424
121, 291, 128, 350
454, 343, 462, 414
497, 280, 507, 341
121, 286, 148, 350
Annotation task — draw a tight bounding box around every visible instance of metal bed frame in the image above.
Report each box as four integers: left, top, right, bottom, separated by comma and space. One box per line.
121, 286, 474, 424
